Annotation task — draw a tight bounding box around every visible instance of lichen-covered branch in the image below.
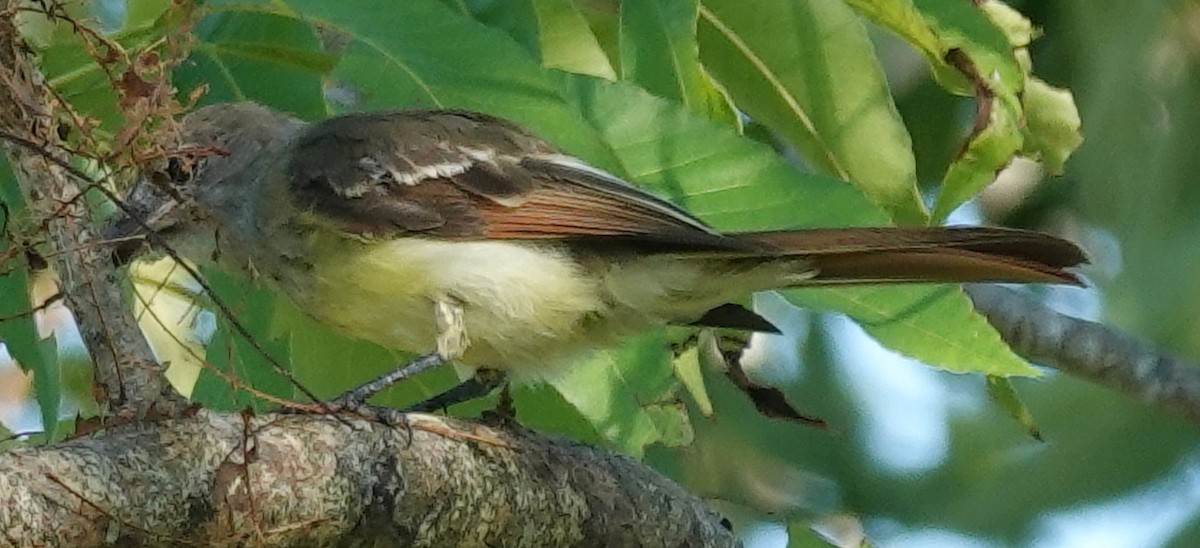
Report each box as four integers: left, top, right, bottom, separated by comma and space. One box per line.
0, 410, 738, 547
0, 1, 186, 417
967, 285, 1200, 425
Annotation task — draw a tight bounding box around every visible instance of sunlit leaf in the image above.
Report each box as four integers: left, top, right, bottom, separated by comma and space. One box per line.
697, 0, 925, 224
1022, 78, 1083, 175
532, 0, 615, 78
129, 257, 209, 397
573, 0, 621, 66
843, 0, 1018, 94
935, 91, 1023, 223
792, 285, 1037, 376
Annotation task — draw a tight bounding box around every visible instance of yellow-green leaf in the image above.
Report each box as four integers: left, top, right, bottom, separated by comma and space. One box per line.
532, 0, 616, 79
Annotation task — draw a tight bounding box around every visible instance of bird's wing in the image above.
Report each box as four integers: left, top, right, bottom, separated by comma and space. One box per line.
285, 109, 746, 252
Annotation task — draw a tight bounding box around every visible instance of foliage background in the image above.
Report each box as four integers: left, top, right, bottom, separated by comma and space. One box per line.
1, 0, 1199, 546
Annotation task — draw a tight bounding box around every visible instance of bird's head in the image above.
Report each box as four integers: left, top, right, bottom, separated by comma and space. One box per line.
109, 102, 303, 264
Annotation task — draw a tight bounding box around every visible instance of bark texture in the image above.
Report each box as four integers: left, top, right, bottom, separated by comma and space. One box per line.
0, 411, 738, 547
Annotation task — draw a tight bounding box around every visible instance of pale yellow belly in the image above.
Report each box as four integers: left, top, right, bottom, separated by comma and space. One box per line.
290, 236, 623, 379
279, 235, 797, 381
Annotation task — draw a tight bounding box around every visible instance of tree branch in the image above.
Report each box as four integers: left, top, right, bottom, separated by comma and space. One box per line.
0, 410, 738, 547
0, 0, 186, 417
967, 284, 1200, 425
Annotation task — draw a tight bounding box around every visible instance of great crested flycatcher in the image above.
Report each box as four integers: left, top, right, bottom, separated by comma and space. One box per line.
113, 102, 1085, 400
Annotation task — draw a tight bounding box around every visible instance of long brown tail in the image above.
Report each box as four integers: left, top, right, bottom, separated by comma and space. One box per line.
732, 226, 1087, 286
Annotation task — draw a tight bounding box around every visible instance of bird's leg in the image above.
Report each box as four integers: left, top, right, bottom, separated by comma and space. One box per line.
326, 296, 469, 410
403, 369, 507, 413
327, 352, 446, 410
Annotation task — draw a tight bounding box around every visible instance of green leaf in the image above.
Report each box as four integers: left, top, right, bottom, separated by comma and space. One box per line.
451, 0, 542, 57
562, 76, 881, 230
124, 0, 173, 29
511, 381, 604, 446
934, 94, 1023, 223
547, 333, 693, 457
573, 0, 622, 67
287, 0, 622, 170
39, 15, 172, 133
977, 0, 1037, 55
0, 154, 23, 218
697, 0, 926, 224
178, 9, 331, 119
788, 519, 847, 548
791, 285, 1038, 376
673, 344, 713, 417
1022, 77, 1083, 175
843, 0, 1080, 222
0, 160, 60, 440
618, 0, 738, 125
987, 375, 1042, 440
0, 272, 60, 440
193, 269, 296, 411
44, 4, 328, 131
275, 298, 463, 407
844, 0, 1019, 95
532, 0, 616, 78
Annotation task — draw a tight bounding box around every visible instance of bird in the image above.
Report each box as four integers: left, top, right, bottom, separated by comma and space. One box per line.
111, 102, 1087, 407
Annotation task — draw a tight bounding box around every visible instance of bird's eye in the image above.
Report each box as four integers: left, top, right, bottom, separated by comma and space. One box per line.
165, 156, 193, 183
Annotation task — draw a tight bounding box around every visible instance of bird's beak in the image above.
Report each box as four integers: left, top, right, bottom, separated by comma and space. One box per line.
106, 183, 182, 266
106, 214, 150, 266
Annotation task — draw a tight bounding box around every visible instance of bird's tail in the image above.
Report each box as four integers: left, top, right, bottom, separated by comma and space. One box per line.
729, 226, 1086, 286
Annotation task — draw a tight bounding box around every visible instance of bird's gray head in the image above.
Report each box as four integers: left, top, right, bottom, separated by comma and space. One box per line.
111, 102, 303, 264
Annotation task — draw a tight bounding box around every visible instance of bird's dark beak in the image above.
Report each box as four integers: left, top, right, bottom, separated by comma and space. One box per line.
106, 213, 150, 266
106, 182, 181, 266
